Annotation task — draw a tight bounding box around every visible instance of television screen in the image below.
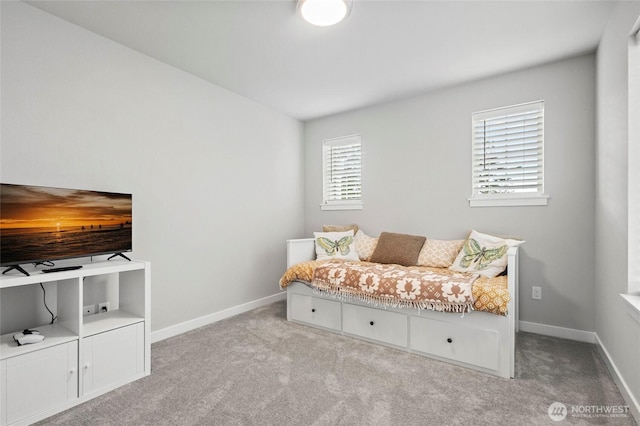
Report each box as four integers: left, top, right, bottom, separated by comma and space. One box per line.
0, 183, 132, 267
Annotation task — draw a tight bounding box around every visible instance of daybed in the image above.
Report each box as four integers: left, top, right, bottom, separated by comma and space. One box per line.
279, 228, 521, 379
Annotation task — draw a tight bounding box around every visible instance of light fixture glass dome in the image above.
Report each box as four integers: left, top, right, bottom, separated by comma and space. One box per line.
298, 0, 352, 27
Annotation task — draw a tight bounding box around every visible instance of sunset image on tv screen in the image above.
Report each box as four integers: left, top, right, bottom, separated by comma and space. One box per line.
0, 184, 132, 265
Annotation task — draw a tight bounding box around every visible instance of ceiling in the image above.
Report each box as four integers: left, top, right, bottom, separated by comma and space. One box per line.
26, 0, 618, 121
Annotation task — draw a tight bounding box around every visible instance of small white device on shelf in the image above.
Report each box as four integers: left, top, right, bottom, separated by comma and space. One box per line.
12, 329, 45, 346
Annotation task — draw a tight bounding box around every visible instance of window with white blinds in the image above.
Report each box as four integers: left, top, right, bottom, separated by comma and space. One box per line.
321, 135, 363, 210
470, 100, 548, 207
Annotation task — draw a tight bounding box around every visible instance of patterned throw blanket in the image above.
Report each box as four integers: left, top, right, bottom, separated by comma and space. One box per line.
280, 260, 511, 315
281, 259, 478, 313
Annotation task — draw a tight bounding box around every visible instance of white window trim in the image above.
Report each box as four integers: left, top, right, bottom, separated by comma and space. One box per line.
628, 20, 640, 296
469, 100, 548, 207
320, 200, 363, 211
469, 193, 549, 207
621, 294, 640, 325
320, 134, 363, 211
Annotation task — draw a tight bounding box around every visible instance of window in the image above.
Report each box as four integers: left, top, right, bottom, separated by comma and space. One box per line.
470, 100, 548, 207
321, 135, 362, 210
623, 23, 640, 316
629, 25, 640, 295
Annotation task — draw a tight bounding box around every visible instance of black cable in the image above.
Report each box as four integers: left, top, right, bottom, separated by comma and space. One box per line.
39, 283, 57, 324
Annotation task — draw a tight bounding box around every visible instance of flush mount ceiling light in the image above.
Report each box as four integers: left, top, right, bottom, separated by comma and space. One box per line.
297, 0, 353, 27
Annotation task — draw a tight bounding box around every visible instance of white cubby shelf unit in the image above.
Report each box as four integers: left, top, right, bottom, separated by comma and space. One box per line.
0, 259, 150, 426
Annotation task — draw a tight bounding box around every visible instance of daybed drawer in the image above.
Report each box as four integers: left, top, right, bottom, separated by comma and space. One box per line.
410, 317, 499, 370
342, 303, 407, 347
290, 294, 341, 331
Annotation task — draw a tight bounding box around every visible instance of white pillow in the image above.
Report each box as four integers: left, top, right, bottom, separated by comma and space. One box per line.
417, 239, 465, 268
449, 230, 524, 277
313, 230, 360, 261
354, 229, 378, 261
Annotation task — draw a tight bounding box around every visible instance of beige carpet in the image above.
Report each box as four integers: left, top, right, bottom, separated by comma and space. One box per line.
38, 300, 636, 425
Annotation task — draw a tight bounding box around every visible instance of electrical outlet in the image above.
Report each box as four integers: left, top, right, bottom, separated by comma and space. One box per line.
98, 302, 110, 313
532, 286, 542, 300
83, 305, 96, 316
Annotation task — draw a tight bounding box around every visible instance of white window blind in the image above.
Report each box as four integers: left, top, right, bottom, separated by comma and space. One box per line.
322, 135, 362, 210
470, 100, 547, 207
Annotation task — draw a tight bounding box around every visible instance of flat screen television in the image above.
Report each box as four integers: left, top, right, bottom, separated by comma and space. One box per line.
1, 183, 132, 275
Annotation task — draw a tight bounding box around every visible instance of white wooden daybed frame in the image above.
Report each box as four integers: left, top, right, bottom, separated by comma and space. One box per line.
285, 238, 519, 378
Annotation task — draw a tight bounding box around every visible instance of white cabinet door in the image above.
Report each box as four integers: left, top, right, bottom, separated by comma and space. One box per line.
342, 303, 408, 347
290, 294, 342, 331
1, 341, 78, 426
410, 316, 499, 370
82, 322, 144, 395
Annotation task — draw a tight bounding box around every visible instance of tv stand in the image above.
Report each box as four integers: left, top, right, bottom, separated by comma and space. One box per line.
1, 265, 30, 277
0, 260, 150, 425
108, 252, 131, 261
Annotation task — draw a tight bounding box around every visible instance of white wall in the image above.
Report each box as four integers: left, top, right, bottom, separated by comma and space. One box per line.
304, 54, 597, 332
595, 0, 640, 411
0, 2, 304, 332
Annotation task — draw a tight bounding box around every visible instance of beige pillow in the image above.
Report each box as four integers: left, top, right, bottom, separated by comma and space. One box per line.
354, 229, 378, 261
369, 232, 426, 266
449, 230, 524, 277
322, 224, 359, 234
417, 239, 465, 268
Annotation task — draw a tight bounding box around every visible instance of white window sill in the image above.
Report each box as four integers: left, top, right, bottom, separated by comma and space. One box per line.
320, 202, 363, 211
621, 293, 640, 325
469, 194, 549, 207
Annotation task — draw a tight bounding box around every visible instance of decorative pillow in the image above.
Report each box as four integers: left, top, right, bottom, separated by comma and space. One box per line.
449, 230, 524, 278
417, 239, 465, 268
322, 224, 359, 234
313, 230, 359, 261
354, 229, 378, 261
369, 232, 426, 266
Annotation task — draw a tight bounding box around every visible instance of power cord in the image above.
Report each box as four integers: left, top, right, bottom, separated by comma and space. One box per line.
39, 283, 57, 324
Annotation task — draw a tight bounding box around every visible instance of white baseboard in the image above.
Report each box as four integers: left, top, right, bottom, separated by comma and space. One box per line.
518, 320, 597, 343
150, 292, 287, 343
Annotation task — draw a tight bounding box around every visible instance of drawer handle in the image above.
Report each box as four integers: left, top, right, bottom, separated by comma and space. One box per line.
447, 338, 453, 343
369, 321, 375, 326
311, 308, 316, 313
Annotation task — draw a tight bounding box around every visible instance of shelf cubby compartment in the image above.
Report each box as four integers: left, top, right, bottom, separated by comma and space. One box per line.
0, 324, 78, 361
82, 310, 144, 337
81, 264, 147, 337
